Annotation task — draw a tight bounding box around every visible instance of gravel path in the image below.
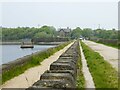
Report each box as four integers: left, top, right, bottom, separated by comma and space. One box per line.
83, 40, 118, 71
79, 42, 95, 89
1, 42, 74, 88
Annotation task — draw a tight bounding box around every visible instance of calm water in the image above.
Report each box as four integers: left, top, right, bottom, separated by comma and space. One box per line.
0, 45, 55, 64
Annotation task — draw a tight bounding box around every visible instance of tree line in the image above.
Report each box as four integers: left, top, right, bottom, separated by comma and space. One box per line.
1, 25, 118, 42
71, 27, 118, 40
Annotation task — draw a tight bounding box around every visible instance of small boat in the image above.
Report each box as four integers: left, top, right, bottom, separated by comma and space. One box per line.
20, 41, 34, 48
20, 45, 34, 48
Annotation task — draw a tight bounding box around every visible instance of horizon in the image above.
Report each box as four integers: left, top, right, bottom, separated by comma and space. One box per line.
0, 25, 118, 30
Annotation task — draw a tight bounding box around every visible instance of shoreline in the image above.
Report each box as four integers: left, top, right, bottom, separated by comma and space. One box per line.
1, 41, 73, 88
2, 41, 72, 84
1, 45, 57, 72
0, 42, 65, 45
1, 44, 57, 66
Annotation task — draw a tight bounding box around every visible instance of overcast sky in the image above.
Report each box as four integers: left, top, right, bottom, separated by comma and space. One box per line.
0, 0, 119, 30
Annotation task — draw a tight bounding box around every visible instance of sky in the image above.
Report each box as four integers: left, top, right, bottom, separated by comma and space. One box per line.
0, 0, 119, 30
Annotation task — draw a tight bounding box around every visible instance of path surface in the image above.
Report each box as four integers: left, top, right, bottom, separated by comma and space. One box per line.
79, 42, 95, 89
83, 40, 118, 71
1, 42, 74, 88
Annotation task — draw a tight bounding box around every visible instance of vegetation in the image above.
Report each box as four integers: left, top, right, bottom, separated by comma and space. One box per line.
2, 41, 71, 84
76, 41, 85, 89
71, 27, 118, 48
71, 28, 118, 39
81, 41, 118, 88
71, 27, 82, 39
91, 38, 119, 49
2, 26, 57, 41
0, 27, 2, 41
2, 26, 118, 42
1, 26, 118, 48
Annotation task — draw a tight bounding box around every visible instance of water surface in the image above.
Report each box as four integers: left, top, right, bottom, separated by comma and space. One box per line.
1, 45, 55, 64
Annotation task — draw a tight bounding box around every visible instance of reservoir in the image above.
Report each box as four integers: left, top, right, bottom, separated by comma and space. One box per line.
1, 45, 55, 64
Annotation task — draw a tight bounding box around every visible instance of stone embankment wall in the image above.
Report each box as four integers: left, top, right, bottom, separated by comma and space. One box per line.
27, 41, 79, 89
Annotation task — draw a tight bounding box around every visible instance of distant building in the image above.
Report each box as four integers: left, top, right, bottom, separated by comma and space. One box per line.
58, 27, 71, 37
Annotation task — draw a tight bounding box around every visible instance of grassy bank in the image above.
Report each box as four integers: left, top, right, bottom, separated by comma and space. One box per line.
81, 41, 118, 88
95, 41, 118, 49
90, 39, 119, 49
2, 41, 72, 84
76, 41, 85, 89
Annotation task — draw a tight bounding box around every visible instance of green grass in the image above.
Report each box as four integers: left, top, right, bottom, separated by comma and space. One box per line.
2, 41, 71, 84
92, 40, 119, 49
96, 41, 119, 49
81, 41, 118, 88
76, 41, 85, 89
102, 43, 118, 49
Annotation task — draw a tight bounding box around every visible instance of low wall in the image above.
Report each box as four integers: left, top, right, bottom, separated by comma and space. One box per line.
27, 41, 79, 89
33, 37, 70, 42
37, 42, 65, 45
0, 42, 21, 45
0, 42, 65, 45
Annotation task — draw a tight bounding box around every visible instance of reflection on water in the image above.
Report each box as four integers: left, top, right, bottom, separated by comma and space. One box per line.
1, 45, 55, 64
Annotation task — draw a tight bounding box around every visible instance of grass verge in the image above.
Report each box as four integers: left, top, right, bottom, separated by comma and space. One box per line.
2, 41, 72, 84
81, 41, 118, 88
76, 40, 85, 89
95, 41, 118, 49
91, 40, 119, 49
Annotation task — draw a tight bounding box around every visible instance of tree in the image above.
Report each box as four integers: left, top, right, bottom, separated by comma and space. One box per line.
2, 25, 57, 41
71, 27, 82, 39
82, 28, 93, 39
34, 32, 48, 38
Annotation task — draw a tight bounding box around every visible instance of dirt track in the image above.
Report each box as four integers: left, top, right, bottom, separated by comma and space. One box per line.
83, 40, 118, 71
